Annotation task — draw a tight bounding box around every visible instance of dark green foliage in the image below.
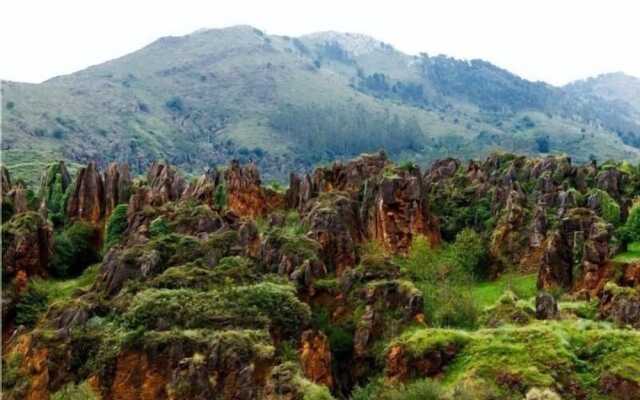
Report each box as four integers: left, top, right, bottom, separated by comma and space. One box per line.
40, 161, 72, 225
214, 184, 227, 209
619, 202, 640, 244
311, 308, 354, 358
104, 204, 128, 251
15, 281, 49, 327
149, 216, 170, 237
165, 96, 185, 113
269, 104, 422, 159
51, 222, 100, 277
2, 198, 15, 221
588, 188, 621, 225
535, 135, 550, 153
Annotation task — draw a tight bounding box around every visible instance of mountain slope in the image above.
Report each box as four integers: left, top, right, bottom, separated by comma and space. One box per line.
2, 25, 640, 184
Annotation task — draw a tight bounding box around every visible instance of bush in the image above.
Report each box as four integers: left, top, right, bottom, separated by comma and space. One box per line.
149, 216, 170, 237
50, 222, 100, 277
588, 188, 620, 225
214, 185, 227, 209
165, 96, 185, 113
619, 200, 640, 244
379, 379, 443, 400
104, 204, 128, 251
15, 281, 49, 327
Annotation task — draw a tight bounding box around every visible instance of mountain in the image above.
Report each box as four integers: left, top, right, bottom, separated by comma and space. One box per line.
2, 25, 640, 185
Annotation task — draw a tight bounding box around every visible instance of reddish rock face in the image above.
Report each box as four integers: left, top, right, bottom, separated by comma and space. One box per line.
67, 162, 106, 224
104, 162, 132, 217
299, 330, 333, 389
538, 208, 611, 291
224, 160, 268, 218
362, 167, 440, 253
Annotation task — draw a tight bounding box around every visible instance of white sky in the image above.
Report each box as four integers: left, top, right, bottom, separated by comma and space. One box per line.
1, 0, 639, 85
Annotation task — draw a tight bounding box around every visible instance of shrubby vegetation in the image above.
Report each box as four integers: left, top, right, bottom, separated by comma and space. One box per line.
51, 221, 100, 277
103, 204, 128, 251
400, 230, 487, 328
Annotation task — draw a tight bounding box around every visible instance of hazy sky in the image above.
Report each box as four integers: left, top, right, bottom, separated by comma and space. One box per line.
2, 0, 639, 85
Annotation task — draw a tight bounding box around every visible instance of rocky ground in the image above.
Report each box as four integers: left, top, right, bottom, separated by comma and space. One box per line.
2, 151, 640, 399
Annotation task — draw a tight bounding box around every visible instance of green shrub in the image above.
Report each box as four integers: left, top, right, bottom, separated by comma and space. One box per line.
104, 204, 128, 251
149, 216, 170, 237
50, 222, 100, 277
51, 382, 98, 400
15, 281, 49, 326
588, 188, 620, 225
378, 379, 443, 400
214, 184, 227, 209
619, 201, 640, 245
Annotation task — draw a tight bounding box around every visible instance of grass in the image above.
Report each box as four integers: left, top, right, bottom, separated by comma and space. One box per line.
613, 241, 640, 263
471, 273, 537, 310
31, 264, 100, 304
390, 320, 640, 399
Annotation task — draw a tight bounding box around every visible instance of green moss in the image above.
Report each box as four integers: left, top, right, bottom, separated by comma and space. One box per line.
152, 256, 257, 290
479, 290, 535, 327
388, 327, 471, 359
149, 216, 170, 237
588, 188, 621, 225
124, 282, 309, 336
391, 321, 640, 399
15, 281, 49, 327
51, 381, 98, 400
1, 353, 29, 397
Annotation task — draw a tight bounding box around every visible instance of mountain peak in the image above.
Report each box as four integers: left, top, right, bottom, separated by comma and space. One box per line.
302, 30, 395, 56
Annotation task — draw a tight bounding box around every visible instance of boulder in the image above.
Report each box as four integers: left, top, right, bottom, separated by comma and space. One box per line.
535, 292, 558, 320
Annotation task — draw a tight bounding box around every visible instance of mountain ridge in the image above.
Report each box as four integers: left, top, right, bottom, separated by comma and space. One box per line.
2, 25, 640, 185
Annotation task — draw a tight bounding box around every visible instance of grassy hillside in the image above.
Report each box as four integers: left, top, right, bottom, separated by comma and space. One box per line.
2, 25, 640, 184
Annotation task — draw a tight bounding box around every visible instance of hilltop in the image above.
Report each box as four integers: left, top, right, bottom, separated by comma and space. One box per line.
3, 25, 640, 185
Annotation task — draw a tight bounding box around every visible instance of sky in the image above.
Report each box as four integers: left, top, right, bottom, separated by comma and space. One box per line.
1, 0, 639, 85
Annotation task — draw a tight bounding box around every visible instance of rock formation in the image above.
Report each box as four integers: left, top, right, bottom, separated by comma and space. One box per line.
103, 162, 132, 217
224, 160, 268, 218
361, 166, 439, 253
66, 162, 105, 224
1, 212, 53, 279
538, 208, 611, 291
299, 330, 333, 388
